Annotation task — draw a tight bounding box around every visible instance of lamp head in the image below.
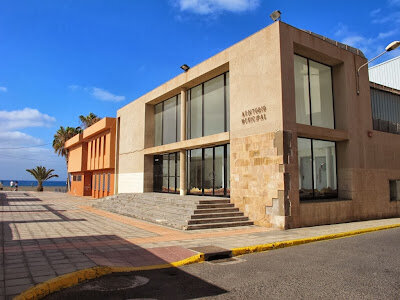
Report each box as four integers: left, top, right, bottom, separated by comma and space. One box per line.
180, 64, 190, 72
385, 41, 400, 52
269, 10, 281, 22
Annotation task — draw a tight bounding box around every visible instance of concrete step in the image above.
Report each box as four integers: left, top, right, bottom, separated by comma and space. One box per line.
196, 203, 234, 209
188, 216, 250, 225
194, 207, 239, 214
198, 199, 231, 204
191, 212, 244, 219
186, 221, 254, 230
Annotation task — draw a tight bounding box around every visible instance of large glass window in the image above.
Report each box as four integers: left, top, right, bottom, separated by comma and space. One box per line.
188, 144, 230, 197
153, 152, 179, 193
154, 95, 181, 146
187, 72, 230, 139
298, 138, 337, 200
294, 55, 334, 129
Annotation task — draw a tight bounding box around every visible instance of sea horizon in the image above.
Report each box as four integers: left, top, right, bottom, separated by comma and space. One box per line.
0, 180, 67, 187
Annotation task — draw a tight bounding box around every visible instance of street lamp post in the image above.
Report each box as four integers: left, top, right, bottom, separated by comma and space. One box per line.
356, 40, 400, 95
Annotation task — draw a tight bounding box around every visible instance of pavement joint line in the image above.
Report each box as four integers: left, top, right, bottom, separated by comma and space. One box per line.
14, 223, 400, 300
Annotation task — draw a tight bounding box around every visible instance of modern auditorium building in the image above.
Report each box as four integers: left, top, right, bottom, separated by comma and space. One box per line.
69, 21, 400, 229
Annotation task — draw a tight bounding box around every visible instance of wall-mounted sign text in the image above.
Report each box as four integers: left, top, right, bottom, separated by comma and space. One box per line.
241, 105, 267, 125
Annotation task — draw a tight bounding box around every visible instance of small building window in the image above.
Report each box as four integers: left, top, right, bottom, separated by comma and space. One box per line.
103, 173, 105, 191
107, 173, 111, 192
371, 88, 400, 135
390, 180, 400, 201
298, 137, 337, 200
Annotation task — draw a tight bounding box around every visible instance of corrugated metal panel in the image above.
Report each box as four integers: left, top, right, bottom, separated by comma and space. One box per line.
369, 56, 400, 90
370, 88, 400, 134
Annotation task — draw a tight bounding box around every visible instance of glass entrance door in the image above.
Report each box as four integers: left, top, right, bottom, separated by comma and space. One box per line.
153, 152, 180, 193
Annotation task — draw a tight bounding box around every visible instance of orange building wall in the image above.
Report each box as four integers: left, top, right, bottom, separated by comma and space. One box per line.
65, 117, 116, 199
91, 170, 114, 198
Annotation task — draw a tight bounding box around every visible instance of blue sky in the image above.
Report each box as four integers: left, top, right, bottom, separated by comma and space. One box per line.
0, 0, 399, 180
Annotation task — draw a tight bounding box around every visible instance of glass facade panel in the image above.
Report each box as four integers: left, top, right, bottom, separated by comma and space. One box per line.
189, 149, 202, 195
177, 94, 181, 141
154, 103, 163, 146
162, 154, 169, 192
204, 148, 213, 195
204, 75, 225, 136
163, 97, 177, 145
298, 138, 313, 199
187, 144, 230, 197
187, 72, 229, 139
226, 144, 230, 196
190, 85, 203, 139
214, 146, 224, 196
226, 73, 230, 132
176, 154, 180, 192
309, 61, 334, 128
312, 140, 337, 197
295, 55, 334, 129
298, 138, 337, 200
295, 55, 311, 125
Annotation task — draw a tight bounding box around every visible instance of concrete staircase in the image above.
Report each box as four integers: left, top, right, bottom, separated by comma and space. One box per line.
94, 193, 253, 230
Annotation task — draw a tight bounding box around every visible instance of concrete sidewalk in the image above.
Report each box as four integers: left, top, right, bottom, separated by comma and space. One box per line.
1, 191, 399, 299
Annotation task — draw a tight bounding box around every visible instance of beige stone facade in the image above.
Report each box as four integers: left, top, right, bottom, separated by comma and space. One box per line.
115, 21, 400, 229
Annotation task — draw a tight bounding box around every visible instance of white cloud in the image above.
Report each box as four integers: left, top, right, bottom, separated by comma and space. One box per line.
0, 86, 7, 92
91, 87, 125, 102
68, 84, 80, 91
334, 23, 399, 59
370, 8, 381, 17
69, 85, 126, 102
0, 108, 56, 130
175, 0, 260, 14
0, 131, 43, 147
377, 30, 397, 39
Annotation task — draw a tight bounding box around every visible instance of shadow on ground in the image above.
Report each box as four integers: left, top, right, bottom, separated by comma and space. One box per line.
44, 268, 228, 300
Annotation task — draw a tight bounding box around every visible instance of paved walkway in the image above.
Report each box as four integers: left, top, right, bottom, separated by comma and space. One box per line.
1, 191, 400, 299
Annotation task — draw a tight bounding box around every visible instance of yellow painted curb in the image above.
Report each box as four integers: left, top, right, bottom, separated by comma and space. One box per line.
231, 223, 400, 256
15, 253, 205, 300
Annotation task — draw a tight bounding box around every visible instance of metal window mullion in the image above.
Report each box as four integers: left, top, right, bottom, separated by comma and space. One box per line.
224, 145, 227, 197
310, 139, 315, 199
202, 148, 205, 195
224, 73, 227, 132
212, 147, 215, 196
307, 59, 313, 126
161, 102, 164, 145
202, 83, 204, 137
175, 95, 182, 142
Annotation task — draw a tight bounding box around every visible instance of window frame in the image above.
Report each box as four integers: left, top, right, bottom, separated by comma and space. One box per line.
298, 137, 339, 201
187, 72, 229, 139
187, 144, 230, 197
389, 180, 400, 201
154, 94, 181, 146
294, 54, 336, 129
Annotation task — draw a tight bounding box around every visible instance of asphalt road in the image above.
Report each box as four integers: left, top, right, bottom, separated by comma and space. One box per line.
45, 227, 400, 299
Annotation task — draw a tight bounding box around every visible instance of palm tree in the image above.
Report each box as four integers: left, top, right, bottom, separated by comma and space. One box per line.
52, 126, 81, 190
79, 112, 100, 129
26, 166, 59, 191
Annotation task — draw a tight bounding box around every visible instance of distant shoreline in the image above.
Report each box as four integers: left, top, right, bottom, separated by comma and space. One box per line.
0, 186, 67, 192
